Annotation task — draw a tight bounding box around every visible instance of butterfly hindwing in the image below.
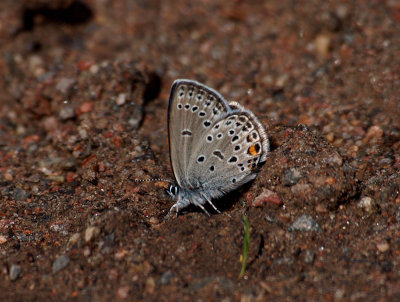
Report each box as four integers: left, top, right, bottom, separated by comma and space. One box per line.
186, 102, 269, 197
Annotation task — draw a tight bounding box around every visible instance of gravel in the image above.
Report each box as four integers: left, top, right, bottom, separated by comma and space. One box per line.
52, 255, 70, 274
289, 214, 322, 232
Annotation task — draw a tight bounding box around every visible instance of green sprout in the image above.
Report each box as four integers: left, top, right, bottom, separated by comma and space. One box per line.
239, 213, 250, 278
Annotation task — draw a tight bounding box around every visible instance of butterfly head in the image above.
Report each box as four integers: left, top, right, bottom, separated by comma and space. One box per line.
166, 184, 179, 198
164, 185, 196, 219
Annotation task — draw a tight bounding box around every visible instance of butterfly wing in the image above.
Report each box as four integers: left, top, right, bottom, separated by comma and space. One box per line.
168, 79, 232, 189
185, 101, 269, 199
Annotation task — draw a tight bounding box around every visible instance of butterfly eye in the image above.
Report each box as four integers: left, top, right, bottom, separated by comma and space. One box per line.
168, 185, 179, 196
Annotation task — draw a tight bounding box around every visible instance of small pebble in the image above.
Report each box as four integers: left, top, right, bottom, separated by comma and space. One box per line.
357, 196, 377, 213
314, 34, 331, 57
302, 250, 316, 264
252, 189, 282, 206
115, 248, 129, 260
9, 264, 21, 281
289, 214, 321, 232
376, 241, 390, 253
80, 102, 94, 114
4, 173, 13, 181
76, 60, 93, 71
315, 204, 328, 214
89, 64, 99, 74
68, 233, 81, 247
48, 175, 65, 183
145, 277, 156, 294
50, 223, 68, 235
336, 4, 349, 19
366, 125, 383, 140
78, 128, 88, 139
326, 132, 334, 142
56, 78, 75, 93
13, 187, 29, 201
149, 217, 159, 225
59, 106, 75, 120
275, 74, 288, 87
325, 177, 337, 185
128, 117, 141, 129
83, 246, 91, 257
117, 286, 130, 300
28, 55, 45, 77
160, 271, 174, 285
61, 158, 78, 170
116, 93, 126, 106
42, 116, 59, 132
283, 168, 302, 186
334, 288, 345, 300
0, 235, 7, 244
52, 255, 70, 274
85, 226, 100, 242
379, 157, 393, 166
327, 153, 343, 166
241, 294, 255, 302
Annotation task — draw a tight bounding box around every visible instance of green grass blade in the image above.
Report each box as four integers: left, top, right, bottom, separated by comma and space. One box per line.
239, 213, 250, 278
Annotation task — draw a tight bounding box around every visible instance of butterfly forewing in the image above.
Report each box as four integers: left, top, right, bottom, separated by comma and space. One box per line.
168, 80, 231, 188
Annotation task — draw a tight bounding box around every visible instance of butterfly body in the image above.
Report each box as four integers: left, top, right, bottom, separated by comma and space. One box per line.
166, 79, 269, 218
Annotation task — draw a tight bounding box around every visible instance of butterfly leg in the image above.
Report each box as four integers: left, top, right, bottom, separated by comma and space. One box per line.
164, 203, 179, 220
194, 202, 211, 217
164, 197, 195, 220
208, 201, 221, 214
164, 194, 214, 219
200, 193, 221, 214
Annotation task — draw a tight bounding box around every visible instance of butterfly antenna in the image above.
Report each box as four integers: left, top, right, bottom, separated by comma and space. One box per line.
131, 178, 172, 183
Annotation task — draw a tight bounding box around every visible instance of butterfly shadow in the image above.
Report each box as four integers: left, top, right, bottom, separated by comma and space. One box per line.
214, 181, 256, 213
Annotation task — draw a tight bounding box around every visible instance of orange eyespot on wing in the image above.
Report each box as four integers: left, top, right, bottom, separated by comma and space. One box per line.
247, 143, 261, 156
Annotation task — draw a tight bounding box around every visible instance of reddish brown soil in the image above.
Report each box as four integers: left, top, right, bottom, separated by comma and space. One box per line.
1, 1, 399, 301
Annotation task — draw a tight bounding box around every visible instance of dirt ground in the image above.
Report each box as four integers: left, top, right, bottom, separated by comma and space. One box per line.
1, 0, 399, 301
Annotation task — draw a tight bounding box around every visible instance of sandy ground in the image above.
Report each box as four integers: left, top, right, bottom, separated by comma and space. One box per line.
0, 0, 399, 301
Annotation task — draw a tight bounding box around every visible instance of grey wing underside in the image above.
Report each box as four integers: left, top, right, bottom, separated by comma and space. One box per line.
168, 79, 269, 200
187, 101, 269, 197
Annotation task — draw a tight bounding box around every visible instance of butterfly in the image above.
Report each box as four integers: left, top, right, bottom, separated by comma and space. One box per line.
165, 79, 269, 218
